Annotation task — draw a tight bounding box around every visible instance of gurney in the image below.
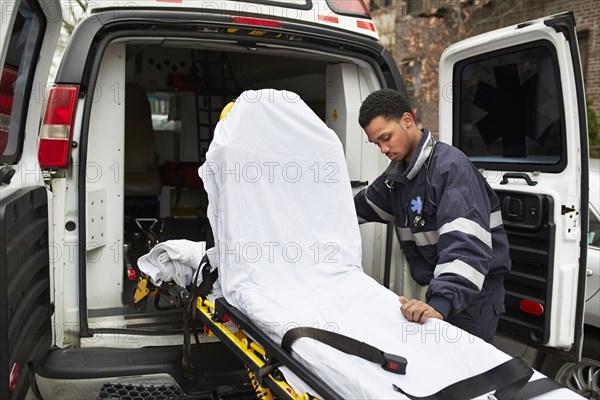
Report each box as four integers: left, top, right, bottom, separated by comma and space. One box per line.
186, 89, 581, 399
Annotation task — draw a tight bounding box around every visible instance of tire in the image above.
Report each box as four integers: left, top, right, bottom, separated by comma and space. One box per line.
540, 327, 600, 399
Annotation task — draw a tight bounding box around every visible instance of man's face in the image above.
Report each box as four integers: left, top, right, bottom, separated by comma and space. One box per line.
364, 114, 415, 162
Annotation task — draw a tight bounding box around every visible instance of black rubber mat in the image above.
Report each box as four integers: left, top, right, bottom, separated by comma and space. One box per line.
97, 383, 183, 399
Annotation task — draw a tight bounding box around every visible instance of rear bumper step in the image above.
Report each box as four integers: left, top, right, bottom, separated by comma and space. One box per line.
97, 382, 184, 399
39, 346, 183, 380
38, 343, 250, 396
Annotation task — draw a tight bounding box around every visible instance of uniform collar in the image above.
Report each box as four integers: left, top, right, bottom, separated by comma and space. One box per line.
404, 129, 434, 181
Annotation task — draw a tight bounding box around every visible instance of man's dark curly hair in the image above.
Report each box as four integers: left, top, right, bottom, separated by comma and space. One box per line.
358, 89, 412, 129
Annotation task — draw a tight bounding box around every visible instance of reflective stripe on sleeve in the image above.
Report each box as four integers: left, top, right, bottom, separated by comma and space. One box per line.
398, 227, 439, 246
438, 217, 492, 247
434, 260, 485, 290
490, 210, 503, 228
399, 227, 412, 241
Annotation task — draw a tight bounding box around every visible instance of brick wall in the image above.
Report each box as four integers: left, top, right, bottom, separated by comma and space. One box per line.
522, 0, 600, 140
388, 0, 599, 138
392, 11, 443, 133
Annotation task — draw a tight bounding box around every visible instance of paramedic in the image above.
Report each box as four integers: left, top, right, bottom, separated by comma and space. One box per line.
354, 89, 510, 343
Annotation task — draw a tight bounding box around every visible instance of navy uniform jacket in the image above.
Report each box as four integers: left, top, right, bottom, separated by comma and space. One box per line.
354, 129, 511, 318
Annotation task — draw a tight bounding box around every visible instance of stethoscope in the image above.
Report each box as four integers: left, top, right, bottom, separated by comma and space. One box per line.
385, 137, 438, 228
414, 138, 437, 227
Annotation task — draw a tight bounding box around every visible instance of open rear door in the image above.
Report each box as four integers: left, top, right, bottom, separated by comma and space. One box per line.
0, 0, 62, 397
439, 12, 588, 360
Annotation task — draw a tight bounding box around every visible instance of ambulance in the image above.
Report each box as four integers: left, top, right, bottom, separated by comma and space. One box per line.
0, 0, 592, 398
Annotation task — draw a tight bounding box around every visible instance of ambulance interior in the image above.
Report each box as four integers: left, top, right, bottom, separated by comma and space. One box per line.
83, 40, 379, 332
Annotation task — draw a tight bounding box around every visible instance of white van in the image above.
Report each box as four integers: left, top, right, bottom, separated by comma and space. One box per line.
0, 1, 592, 398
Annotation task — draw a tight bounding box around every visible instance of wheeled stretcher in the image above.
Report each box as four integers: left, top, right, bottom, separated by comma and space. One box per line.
193, 285, 579, 400
184, 89, 582, 399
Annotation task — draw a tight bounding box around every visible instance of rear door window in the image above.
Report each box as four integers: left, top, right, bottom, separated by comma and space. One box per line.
454, 41, 566, 172
0, 0, 44, 163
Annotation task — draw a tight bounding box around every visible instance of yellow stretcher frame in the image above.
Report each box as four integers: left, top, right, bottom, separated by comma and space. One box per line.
196, 297, 317, 400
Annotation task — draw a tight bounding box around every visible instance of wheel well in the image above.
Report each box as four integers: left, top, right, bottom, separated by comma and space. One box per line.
538, 323, 600, 379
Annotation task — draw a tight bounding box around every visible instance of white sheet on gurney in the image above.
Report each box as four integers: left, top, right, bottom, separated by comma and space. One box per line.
138, 240, 206, 287
199, 89, 580, 399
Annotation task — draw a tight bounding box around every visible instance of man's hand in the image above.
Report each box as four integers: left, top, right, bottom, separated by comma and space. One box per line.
399, 296, 444, 324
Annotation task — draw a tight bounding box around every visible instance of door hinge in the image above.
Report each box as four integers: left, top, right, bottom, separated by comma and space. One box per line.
561, 205, 576, 214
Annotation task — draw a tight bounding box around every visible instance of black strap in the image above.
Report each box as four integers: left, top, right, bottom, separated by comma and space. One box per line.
192, 254, 219, 297
198, 266, 218, 298
514, 377, 564, 400
182, 285, 196, 380
193, 220, 216, 296
256, 358, 283, 386
392, 356, 533, 400
183, 253, 216, 380
281, 327, 407, 375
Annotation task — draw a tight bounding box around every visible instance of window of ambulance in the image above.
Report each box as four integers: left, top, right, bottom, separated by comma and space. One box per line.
149, 92, 178, 132
454, 42, 566, 172
0, 0, 44, 163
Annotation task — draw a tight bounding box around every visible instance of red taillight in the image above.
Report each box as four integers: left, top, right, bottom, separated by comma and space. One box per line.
38, 85, 79, 168
0, 66, 18, 154
326, 0, 370, 17
230, 16, 283, 28
520, 299, 544, 316
357, 20, 376, 31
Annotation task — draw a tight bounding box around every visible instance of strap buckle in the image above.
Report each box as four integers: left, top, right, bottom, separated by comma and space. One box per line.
381, 352, 408, 375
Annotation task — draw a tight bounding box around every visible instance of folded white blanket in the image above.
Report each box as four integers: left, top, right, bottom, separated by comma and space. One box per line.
138, 240, 206, 287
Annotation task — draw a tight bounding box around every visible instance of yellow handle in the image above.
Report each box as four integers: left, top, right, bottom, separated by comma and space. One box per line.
220, 101, 235, 120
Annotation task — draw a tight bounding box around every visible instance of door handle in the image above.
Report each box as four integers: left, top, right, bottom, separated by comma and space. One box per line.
500, 172, 537, 186
502, 196, 522, 220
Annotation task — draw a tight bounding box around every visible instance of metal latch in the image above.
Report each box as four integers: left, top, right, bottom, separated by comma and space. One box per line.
561, 205, 576, 214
